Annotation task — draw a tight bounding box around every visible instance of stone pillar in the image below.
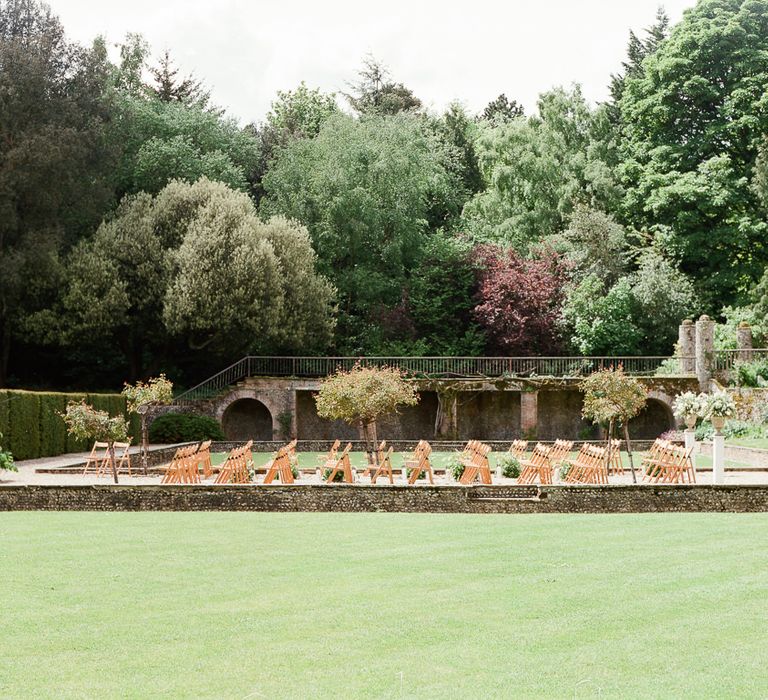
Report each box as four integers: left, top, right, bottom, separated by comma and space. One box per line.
736, 322, 753, 362
712, 434, 725, 485
289, 389, 298, 439
695, 315, 715, 392
436, 392, 458, 440
520, 391, 538, 440
684, 429, 696, 475
678, 319, 696, 374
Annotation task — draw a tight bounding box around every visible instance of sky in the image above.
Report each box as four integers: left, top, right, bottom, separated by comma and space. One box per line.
52, 0, 697, 124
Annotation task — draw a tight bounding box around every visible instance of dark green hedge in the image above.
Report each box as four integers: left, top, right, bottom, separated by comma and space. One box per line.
8, 391, 41, 460
148, 414, 225, 443
2, 390, 133, 461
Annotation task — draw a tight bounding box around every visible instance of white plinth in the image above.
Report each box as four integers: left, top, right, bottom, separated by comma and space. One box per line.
684, 429, 696, 473
712, 434, 725, 485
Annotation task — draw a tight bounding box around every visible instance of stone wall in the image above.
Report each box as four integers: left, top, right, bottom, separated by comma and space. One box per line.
2, 483, 767, 513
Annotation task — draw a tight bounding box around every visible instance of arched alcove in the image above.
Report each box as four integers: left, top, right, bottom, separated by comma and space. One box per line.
221, 398, 273, 441
628, 398, 675, 440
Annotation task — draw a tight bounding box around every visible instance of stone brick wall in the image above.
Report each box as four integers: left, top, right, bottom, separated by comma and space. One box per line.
2, 483, 767, 513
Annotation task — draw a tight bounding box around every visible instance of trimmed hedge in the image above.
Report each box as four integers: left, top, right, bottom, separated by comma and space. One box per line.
1, 390, 134, 462
149, 414, 225, 443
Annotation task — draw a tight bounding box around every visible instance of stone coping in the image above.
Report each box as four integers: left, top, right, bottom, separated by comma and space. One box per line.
2, 483, 767, 513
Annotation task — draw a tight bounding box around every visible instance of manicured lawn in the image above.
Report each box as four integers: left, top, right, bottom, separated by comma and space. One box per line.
729, 437, 768, 450
1, 513, 767, 698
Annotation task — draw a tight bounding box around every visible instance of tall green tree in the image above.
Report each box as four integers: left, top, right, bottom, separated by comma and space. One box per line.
462, 86, 621, 249
481, 94, 524, 123
0, 0, 115, 385
344, 55, 422, 115
261, 112, 457, 351
619, 0, 768, 308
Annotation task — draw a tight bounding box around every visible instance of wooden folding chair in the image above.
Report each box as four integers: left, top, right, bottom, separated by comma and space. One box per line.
362, 440, 387, 478
214, 442, 253, 484
607, 439, 623, 476
518, 443, 553, 484
459, 442, 492, 485
195, 439, 213, 478
263, 445, 295, 484
371, 446, 395, 484
318, 439, 341, 471
407, 441, 434, 484
109, 442, 133, 476
549, 439, 574, 470
325, 443, 354, 483
161, 444, 201, 484
508, 439, 528, 459
83, 441, 110, 476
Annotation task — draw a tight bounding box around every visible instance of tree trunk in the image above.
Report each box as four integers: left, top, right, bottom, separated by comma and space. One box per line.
606, 419, 614, 481
623, 422, 637, 484
108, 442, 119, 484
141, 415, 149, 475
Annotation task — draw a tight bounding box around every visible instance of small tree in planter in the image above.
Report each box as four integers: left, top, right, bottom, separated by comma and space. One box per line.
122, 375, 174, 474
315, 365, 419, 465
62, 401, 130, 484
580, 367, 647, 483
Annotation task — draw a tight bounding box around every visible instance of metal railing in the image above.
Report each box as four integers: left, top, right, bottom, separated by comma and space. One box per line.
715, 348, 768, 371
173, 355, 695, 403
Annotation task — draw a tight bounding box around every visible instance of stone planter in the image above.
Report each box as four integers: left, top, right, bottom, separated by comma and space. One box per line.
685, 415, 697, 430
711, 415, 726, 433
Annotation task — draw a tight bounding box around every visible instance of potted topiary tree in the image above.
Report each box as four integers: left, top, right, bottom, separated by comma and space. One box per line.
315, 364, 419, 466
61, 401, 130, 484
122, 375, 174, 475
580, 366, 647, 483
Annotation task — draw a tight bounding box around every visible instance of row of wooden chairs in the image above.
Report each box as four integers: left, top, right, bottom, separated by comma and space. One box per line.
518, 439, 573, 485
214, 441, 254, 484
642, 439, 696, 484
563, 443, 608, 484
458, 441, 493, 484
83, 441, 132, 477
161, 440, 214, 484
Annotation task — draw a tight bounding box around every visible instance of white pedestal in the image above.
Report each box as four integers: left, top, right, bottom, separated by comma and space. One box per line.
712, 434, 725, 485
684, 429, 696, 474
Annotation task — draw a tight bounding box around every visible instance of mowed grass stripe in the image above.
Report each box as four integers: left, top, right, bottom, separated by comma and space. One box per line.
0, 513, 766, 698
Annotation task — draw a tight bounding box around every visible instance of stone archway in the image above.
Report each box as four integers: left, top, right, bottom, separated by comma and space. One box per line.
221, 398, 273, 441
628, 397, 675, 440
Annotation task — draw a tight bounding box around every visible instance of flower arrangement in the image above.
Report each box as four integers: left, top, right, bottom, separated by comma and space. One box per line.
702, 391, 736, 420
672, 391, 704, 424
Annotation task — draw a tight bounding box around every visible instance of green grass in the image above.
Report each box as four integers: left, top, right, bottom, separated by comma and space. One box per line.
1, 513, 767, 698
729, 437, 768, 450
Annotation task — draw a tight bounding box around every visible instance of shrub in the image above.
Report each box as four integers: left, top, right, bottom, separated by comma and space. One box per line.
8, 391, 41, 461
448, 457, 465, 481
148, 414, 225, 443
0, 432, 15, 472
734, 359, 768, 388
322, 466, 346, 483
498, 454, 522, 479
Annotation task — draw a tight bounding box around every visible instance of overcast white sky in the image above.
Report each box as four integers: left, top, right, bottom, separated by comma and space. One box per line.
52, 0, 697, 124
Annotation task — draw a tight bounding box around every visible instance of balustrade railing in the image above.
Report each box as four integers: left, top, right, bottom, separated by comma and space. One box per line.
173, 355, 694, 403
714, 348, 768, 372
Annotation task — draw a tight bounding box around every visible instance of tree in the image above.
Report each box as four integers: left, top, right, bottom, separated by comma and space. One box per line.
61, 400, 129, 483
754, 138, 768, 210
344, 55, 421, 115
261, 113, 456, 351
163, 186, 335, 355
433, 102, 483, 201
149, 49, 211, 108
0, 0, 115, 385
580, 367, 647, 482
462, 86, 621, 248
122, 374, 173, 474
315, 365, 418, 464
481, 94, 524, 123
548, 205, 629, 286
607, 8, 670, 121
628, 251, 699, 355
408, 234, 484, 355
562, 275, 642, 356
619, 0, 768, 308
472, 245, 570, 355
266, 81, 338, 140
